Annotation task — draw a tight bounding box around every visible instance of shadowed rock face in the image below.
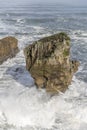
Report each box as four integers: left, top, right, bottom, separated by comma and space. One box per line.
0, 36, 19, 64
24, 33, 79, 93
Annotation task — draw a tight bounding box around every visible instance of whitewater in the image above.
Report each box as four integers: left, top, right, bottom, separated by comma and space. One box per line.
0, 3, 87, 130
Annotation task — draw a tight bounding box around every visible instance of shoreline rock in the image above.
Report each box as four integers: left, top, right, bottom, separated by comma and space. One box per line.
0, 36, 19, 64
24, 33, 79, 93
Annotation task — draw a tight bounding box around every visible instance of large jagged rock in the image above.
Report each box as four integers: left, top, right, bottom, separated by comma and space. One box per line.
24, 33, 79, 93
0, 36, 19, 64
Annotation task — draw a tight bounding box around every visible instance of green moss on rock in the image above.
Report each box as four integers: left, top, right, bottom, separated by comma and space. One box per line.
63, 49, 69, 57
38, 32, 70, 43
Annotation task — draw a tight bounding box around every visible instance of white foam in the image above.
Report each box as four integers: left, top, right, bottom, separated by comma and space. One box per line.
32, 26, 44, 30
0, 50, 87, 130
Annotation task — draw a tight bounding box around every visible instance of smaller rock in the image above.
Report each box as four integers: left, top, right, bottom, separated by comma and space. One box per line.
0, 36, 19, 64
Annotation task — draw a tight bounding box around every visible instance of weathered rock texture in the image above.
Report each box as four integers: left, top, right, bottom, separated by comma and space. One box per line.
24, 33, 79, 93
0, 36, 19, 64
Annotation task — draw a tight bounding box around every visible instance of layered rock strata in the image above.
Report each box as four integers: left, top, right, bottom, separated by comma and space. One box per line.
24, 33, 79, 93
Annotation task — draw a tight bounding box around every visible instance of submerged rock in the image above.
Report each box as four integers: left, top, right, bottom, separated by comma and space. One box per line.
24, 32, 79, 93
0, 36, 19, 64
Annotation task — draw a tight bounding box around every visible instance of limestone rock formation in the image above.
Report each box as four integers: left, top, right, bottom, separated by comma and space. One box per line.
24, 33, 79, 93
0, 36, 19, 64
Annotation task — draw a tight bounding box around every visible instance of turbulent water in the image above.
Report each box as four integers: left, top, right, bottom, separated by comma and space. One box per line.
0, 2, 87, 130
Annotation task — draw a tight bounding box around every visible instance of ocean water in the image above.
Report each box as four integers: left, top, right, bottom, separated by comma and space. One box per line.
0, 2, 87, 130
